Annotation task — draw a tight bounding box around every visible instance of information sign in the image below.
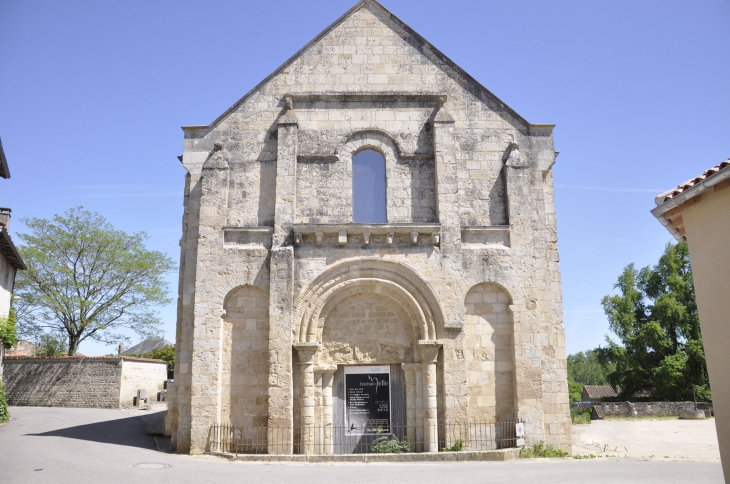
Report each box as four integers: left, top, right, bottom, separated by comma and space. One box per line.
344, 366, 391, 434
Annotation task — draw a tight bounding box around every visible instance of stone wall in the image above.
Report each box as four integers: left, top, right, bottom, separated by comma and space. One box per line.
3, 356, 167, 408
598, 401, 699, 417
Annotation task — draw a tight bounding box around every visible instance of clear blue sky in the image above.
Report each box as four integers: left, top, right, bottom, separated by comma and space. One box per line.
1, 0, 728, 356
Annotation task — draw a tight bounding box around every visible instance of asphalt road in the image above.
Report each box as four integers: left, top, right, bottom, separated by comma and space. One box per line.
0, 406, 724, 484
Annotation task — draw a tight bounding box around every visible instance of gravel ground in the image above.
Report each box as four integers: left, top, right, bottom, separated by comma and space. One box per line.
572, 417, 721, 461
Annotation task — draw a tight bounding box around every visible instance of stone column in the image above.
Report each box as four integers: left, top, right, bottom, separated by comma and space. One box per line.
414, 364, 424, 451
419, 340, 442, 453
293, 342, 319, 455
402, 363, 419, 450
267, 100, 299, 454
317, 365, 337, 454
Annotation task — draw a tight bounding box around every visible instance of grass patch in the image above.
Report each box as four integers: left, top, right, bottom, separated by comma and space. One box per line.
519, 441, 569, 458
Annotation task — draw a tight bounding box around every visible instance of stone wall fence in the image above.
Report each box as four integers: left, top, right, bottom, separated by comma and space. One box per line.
2, 356, 168, 408
595, 401, 713, 418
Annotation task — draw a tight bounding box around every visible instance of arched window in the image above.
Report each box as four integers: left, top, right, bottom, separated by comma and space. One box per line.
352, 149, 387, 223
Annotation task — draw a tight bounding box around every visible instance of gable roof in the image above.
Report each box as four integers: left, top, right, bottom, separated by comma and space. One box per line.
122, 337, 172, 355
0, 137, 9, 179
191, 0, 533, 133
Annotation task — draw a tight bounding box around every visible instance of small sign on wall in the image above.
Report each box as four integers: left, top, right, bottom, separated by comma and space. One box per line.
515, 422, 525, 447
344, 366, 391, 434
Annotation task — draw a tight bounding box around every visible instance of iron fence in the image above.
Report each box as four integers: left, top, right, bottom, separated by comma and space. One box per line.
210, 420, 523, 455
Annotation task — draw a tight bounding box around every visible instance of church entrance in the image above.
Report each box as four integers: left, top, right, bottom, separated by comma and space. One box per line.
332, 364, 407, 454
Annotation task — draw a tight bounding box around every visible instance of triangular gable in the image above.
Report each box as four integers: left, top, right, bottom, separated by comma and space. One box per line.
195, 0, 531, 132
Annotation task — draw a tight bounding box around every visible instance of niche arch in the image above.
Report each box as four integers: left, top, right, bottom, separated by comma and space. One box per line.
293, 258, 444, 344
463, 282, 516, 422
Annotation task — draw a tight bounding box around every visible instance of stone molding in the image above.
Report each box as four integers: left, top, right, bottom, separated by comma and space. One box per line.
292, 223, 440, 247
293, 258, 445, 342
460, 226, 510, 247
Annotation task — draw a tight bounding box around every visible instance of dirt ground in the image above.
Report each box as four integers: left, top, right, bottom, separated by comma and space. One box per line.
571, 417, 721, 461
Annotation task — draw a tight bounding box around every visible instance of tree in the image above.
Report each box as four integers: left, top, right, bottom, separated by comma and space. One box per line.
567, 349, 614, 402
596, 242, 710, 401
14, 207, 175, 355
34, 333, 69, 357
567, 350, 613, 386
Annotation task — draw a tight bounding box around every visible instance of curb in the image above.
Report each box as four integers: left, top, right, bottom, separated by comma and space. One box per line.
209, 448, 520, 463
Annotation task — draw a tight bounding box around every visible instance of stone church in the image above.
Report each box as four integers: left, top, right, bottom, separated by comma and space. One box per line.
167, 0, 571, 455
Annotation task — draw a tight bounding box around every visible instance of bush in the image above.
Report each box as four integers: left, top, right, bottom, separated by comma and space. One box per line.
519, 441, 569, 458
0, 380, 9, 423
571, 405, 592, 424
370, 432, 410, 454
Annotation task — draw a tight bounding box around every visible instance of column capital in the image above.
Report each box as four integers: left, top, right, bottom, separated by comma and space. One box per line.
314, 365, 337, 375
293, 342, 320, 362
418, 340, 443, 363
401, 362, 421, 372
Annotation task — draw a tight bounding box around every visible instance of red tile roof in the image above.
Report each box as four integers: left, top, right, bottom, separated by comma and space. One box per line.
662, 159, 730, 202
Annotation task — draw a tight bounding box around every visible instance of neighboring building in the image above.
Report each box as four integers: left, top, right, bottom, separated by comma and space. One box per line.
122, 337, 173, 355
652, 157, 730, 483
582, 385, 619, 403
5, 341, 36, 357
3, 356, 168, 408
0, 137, 26, 380
581, 385, 651, 403
169, 0, 571, 455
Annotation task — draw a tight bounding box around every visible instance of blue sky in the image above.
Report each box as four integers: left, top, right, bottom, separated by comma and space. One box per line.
1, 0, 728, 356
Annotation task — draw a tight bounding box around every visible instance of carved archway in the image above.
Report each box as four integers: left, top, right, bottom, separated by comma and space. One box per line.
293, 258, 444, 343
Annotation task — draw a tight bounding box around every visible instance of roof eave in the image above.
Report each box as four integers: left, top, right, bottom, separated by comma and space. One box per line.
651, 165, 730, 242
0, 228, 26, 270
0, 137, 9, 179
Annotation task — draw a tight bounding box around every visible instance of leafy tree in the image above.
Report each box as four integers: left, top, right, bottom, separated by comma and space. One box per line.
597, 242, 710, 401
146, 345, 174, 367
34, 333, 69, 357
14, 207, 175, 356
567, 350, 613, 386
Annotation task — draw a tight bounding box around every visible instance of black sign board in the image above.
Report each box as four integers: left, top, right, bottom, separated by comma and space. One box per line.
344, 366, 391, 434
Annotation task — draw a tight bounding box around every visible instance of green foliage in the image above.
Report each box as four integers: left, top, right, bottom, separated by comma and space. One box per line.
14, 207, 175, 355
597, 242, 710, 402
0, 307, 18, 350
570, 406, 591, 424
519, 441, 569, 458
442, 439, 464, 452
0, 380, 9, 423
370, 431, 410, 454
146, 345, 174, 367
567, 350, 613, 386
34, 333, 69, 357
568, 380, 584, 403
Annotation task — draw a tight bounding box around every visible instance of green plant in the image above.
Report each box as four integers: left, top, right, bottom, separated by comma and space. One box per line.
370, 431, 410, 454
573, 453, 597, 459
0, 380, 9, 423
570, 406, 592, 424
519, 441, 569, 458
442, 439, 464, 452
34, 333, 68, 357
0, 307, 18, 350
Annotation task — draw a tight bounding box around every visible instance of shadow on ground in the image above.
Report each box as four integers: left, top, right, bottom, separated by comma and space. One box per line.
26, 414, 157, 450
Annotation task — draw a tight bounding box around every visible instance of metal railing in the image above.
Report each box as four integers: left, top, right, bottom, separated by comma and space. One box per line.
210, 420, 523, 455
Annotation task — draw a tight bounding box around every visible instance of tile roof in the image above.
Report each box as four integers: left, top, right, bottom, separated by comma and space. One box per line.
583, 385, 619, 399
122, 337, 173, 355
660, 159, 730, 203
0, 227, 26, 270
0, 137, 8, 179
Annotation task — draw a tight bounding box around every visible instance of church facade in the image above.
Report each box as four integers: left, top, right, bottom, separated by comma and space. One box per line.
167, 0, 571, 454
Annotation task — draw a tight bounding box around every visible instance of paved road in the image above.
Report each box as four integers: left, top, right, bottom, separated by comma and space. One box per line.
0, 407, 724, 484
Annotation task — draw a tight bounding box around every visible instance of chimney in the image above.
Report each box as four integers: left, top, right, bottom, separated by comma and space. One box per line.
0, 207, 10, 230
118, 343, 125, 355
